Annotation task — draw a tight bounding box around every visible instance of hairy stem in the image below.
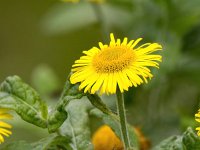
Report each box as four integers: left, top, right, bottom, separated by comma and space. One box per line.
116, 87, 132, 149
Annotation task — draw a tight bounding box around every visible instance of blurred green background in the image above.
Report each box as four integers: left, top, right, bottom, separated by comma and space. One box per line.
0, 0, 200, 148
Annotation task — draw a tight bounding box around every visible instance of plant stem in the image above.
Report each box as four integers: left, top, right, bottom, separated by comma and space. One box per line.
116, 87, 131, 149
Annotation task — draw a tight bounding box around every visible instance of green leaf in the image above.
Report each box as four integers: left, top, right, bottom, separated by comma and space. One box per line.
2, 135, 72, 150
47, 80, 85, 133
0, 76, 47, 128
153, 136, 184, 150
153, 127, 200, 150
47, 105, 68, 133
60, 99, 93, 150
1, 141, 33, 150
87, 93, 114, 116
32, 134, 72, 150
182, 127, 200, 150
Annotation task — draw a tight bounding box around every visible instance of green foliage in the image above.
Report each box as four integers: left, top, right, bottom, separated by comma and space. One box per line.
41, 2, 131, 36
1, 0, 200, 148
60, 99, 93, 150
182, 127, 200, 150
31, 134, 71, 150
2, 135, 71, 150
0, 75, 86, 134
0, 75, 48, 128
1, 141, 33, 150
87, 93, 114, 116
153, 127, 200, 150
47, 80, 85, 133
47, 101, 68, 133
0, 75, 93, 149
87, 93, 139, 149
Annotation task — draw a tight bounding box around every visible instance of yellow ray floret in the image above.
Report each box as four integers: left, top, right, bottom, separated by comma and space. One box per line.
0, 109, 12, 144
70, 33, 162, 94
195, 109, 200, 136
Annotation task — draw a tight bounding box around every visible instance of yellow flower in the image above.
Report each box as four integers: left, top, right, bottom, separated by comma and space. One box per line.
92, 125, 151, 150
70, 33, 162, 94
195, 109, 200, 136
92, 125, 123, 150
0, 109, 12, 144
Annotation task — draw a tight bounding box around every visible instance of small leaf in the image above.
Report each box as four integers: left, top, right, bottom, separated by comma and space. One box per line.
0, 76, 47, 128
153, 127, 200, 150
47, 106, 68, 133
60, 99, 93, 150
47, 80, 85, 133
87, 93, 114, 116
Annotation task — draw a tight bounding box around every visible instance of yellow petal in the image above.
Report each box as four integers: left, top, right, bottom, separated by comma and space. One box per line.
131, 38, 143, 49
91, 74, 105, 94
0, 121, 12, 129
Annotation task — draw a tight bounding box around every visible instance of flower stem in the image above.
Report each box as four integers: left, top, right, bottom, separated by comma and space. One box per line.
116, 87, 132, 149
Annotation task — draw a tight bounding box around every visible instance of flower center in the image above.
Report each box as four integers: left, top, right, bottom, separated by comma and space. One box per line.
92, 46, 135, 73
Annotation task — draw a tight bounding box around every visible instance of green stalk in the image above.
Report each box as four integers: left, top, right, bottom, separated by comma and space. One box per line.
116, 87, 132, 150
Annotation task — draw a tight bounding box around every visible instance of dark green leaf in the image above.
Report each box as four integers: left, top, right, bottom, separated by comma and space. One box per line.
0, 76, 47, 128
47, 80, 85, 133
